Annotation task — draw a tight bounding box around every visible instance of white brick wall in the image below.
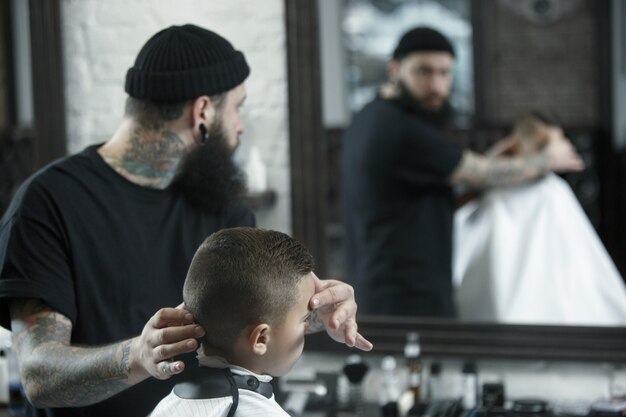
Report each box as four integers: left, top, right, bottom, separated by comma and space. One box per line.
60, 0, 292, 232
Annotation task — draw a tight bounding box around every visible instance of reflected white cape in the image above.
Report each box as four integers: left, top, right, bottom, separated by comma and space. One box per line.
453, 173, 626, 325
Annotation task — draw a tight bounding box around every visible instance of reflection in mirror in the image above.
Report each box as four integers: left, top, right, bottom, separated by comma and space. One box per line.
341, 0, 474, 122
317, 0, 626, 326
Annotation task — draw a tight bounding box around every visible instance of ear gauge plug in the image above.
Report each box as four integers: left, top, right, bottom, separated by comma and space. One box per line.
199, 123, 209, 144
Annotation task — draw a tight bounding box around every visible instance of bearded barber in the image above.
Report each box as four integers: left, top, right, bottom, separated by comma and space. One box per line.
0, 24, 372, 417
342, 27, 584, 318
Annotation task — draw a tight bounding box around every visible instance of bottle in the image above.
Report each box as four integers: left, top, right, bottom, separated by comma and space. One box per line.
342, 354, 369, 416
0, 348, 7, 404
461, 362, 478, 410
7, 344, 26, 417
244, 146, 267, 193
428, 361, 443, 402
379, 356, 401, 417
404, 332, 423, 403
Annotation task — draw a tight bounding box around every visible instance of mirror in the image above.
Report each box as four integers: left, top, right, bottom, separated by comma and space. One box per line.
285, 0, 626, 337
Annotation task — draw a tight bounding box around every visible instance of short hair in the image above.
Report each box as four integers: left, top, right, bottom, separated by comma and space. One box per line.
512, 111, 557, 152
124, 93, 226, 122
183, 227, 314, 352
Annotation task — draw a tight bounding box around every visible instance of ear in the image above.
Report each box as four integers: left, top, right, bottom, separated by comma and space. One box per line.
190, 95, 217, 131
248, 323, 271, 356
387, 60, 400, 82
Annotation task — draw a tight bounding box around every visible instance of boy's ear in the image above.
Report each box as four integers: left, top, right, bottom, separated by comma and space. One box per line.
248, 323, 271, 356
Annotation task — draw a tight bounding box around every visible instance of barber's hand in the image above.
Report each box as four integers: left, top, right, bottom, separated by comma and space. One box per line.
379, 81, 400, 99
130, 304, 205, 381
485, 135, 522, 158
544, 129, 585, 173
308, 276, 373, 352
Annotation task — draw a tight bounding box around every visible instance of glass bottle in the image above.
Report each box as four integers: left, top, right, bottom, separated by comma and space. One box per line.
404, 332, 423, 403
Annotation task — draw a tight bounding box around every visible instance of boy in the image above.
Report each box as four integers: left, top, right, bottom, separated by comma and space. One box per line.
150, 227, 319, 416
454, 114, 626, 325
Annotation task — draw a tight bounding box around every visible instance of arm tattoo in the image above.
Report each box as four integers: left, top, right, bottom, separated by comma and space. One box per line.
305, 310, 325, 335
10, 299, 134, 407
453, 151, 549, 189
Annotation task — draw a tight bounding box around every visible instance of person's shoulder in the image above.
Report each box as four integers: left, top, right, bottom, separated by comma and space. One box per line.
26, 145, 99, 187
3, 146, 100, 218
358, 97, 402, 116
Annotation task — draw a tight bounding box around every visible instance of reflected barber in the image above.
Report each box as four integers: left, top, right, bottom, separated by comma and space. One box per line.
342, 27, 584, 318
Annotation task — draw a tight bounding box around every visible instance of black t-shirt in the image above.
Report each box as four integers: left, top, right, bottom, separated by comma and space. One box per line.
0, 145, 255, 417
342, 98, 463, 318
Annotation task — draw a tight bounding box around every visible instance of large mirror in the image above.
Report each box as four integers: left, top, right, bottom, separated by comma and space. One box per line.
286, 0, 626, 359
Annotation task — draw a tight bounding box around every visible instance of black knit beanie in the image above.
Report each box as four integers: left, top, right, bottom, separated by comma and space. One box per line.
125, 24, 250, 102
392, 27, 455, 60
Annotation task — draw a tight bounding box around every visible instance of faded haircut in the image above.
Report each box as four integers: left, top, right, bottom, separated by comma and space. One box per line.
124, 93, 226, 122
183, 227, 314, 353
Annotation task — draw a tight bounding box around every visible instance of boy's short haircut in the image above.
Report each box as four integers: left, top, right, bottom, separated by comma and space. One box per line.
183, 227, 314, 352
513, 111, 556, 141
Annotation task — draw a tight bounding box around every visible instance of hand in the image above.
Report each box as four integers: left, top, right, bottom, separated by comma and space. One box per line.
379, 81, 400, 99
485, 135, 522, 158
308, 276, 373, 351
130, 304, 206, 381
544, 129, 585, 173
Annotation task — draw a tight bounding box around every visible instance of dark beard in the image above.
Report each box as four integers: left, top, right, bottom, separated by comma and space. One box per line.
393, 80, 453, 128
171, 121, 246, 214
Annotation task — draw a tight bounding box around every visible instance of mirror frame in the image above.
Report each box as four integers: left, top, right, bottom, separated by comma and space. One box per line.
285, 0, 626, 364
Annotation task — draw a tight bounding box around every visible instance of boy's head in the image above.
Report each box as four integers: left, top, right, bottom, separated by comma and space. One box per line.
512, 112, 562, 155
183, 227, 315, 376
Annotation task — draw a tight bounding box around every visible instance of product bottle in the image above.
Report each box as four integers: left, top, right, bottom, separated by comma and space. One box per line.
379, 355, 401, 417
404, 332, 423, 403
428, 361, 443, 402
0, 348, 7, 404
244, 146, 267, 193
7, 344, 26, 417
461, 362, 478, 410
342, 354, 369, 417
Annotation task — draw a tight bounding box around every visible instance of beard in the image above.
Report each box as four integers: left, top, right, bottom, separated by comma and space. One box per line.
171, 120, 246, 214
395, 80, 453, 128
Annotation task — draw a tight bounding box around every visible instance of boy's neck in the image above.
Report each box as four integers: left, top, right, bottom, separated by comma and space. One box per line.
201, 344, 266, 376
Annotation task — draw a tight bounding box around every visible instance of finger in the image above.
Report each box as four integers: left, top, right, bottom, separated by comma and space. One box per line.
149, 307, 195, 328
353, 333, 374, 352
154, 337, 200, 361
342, 318, 358, 347
158, 360, 185, 379
328, 301, 357, 330
148, 324, 205, 348
310, 282, 354, 310
175, 302, 189, 311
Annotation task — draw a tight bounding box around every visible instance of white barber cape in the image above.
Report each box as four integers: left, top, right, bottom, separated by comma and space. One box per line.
150, 355, 288, 417
453, 173, 626, 325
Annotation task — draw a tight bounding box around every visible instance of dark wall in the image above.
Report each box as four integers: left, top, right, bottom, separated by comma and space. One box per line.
477, 0, 597, 127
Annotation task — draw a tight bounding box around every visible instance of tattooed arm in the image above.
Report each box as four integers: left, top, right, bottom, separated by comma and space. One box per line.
10, 298, 203, 408
450, 133, 584, 188
305, 277, 373, 352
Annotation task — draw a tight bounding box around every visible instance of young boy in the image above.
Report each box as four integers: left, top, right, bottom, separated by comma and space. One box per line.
150, 227, 318, 417
454, 113, 626, 325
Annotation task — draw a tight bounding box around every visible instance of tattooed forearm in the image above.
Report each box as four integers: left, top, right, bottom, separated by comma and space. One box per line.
451, 151, 549, 189
10, 299, 135, 407
305, 310, 325, 334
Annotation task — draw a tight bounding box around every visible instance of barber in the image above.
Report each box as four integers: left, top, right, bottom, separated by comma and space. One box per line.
0, 24, 372, 417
